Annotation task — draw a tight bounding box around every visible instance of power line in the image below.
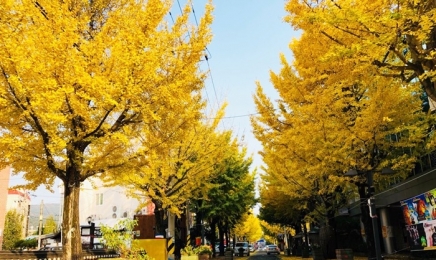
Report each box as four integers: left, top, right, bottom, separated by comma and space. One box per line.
205, 55, 219, 109
189, 1, 219, 110
168, 11, 175, 24
203, 108, 281, 120
176, 0, 191, 39
171, 0, 218, 114
190, 1, 199, 26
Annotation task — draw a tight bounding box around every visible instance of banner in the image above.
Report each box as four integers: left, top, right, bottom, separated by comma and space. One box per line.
401, 188, 436, 250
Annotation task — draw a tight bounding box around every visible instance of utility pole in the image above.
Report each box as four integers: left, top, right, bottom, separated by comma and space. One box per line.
26, 204, 30, 237
37, 200, 43, 249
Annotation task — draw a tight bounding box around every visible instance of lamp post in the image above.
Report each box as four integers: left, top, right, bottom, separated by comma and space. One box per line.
365, 171, 382, 260
87, 216, 95, 250
345, 169, 392, 260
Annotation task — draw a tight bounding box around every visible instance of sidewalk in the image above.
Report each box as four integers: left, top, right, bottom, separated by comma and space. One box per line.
213, 252, 436, 260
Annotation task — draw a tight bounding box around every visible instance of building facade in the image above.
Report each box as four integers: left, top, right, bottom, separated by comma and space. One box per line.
6, 189, 31, 238
60, 177, 154, 226
349, 152, 436, 256
0, 166, 11, 250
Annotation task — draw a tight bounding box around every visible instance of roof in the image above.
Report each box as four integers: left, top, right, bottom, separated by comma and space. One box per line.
8, 189, 31, 200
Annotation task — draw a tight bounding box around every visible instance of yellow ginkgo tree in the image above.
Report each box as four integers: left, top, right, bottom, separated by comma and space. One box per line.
0, 0, 213, 259
271, 1, 436, 256
105, 107, 230, 235
233, 212, 263, 243
285, 0, 436, 108
252, 4, 432, 256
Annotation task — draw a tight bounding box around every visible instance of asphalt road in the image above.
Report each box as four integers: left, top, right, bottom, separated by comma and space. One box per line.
236, 249, 282, 260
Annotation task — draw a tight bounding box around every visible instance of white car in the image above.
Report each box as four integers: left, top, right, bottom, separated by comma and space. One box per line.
215, 244, 226, 252
235, 242, 250, 256
266, 244, 280, 255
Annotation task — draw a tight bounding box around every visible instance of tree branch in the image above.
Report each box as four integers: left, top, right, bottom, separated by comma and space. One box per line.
321, 31, 345, 46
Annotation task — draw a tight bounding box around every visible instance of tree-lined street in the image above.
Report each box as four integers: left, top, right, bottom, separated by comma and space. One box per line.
1, 0, 436, 259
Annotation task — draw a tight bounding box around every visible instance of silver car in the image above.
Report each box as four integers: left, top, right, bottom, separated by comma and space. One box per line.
266, 244, 280, 255
235, 242, 250, 256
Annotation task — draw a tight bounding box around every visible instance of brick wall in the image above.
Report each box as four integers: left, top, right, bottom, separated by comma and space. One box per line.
0, 166, 11, 250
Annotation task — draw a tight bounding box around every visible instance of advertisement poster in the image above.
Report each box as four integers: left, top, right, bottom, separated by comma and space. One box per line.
401, 188, 436, 251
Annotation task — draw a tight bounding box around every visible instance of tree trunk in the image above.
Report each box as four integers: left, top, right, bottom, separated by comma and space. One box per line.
303, 222, 309, 257
218, 222, 225, 256
358, 183, 375, 260
209, 219, 217, 257
61, 181, 82, 260
174, 214, 183, 260
195, 210, 203, 244
319, 209, 337, 259
152, 199, 167, 237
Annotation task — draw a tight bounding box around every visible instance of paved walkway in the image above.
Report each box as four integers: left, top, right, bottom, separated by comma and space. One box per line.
213, 252, 435, 260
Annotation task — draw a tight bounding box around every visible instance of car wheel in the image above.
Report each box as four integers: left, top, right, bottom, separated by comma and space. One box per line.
267, 253, 270, 255
247, 252, 250, 256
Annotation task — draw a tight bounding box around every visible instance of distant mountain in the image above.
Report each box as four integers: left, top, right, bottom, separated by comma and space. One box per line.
28, 203, 61, 231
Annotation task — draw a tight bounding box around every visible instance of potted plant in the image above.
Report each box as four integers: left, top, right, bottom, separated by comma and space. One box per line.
181, 245, 213, 260
196, 245, 212, 260
181, 245, 198, 260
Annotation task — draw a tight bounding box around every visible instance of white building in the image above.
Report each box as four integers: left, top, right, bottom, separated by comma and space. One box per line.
6, 189, 31, 238
58, 178, 154, 226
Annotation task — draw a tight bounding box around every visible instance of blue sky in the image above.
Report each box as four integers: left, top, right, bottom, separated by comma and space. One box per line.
193, 0, 298, 173
9, 0, 300, 205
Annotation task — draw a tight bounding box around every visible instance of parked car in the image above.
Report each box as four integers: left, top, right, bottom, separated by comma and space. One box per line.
215, 244, 226, 252
235, 242, 250, 256
248, 244, 254, 252
266, 244, 280, 255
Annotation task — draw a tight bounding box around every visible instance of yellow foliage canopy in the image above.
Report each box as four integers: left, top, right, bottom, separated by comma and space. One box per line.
234, 212, 263, 243
0, 0, 213, 191
107, 107, 232, 216
252, 0, 433, 223
0, 0, 213, 258
285, 0, 436, 103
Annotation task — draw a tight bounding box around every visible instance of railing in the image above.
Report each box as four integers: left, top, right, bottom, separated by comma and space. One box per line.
0, 249, 120, 260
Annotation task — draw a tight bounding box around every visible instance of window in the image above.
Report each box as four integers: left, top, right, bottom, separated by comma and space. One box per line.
96, 193, 103, 205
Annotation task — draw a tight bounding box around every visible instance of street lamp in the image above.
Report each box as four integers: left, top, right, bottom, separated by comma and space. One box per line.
345, 168, 393, 260
366, 170, 382, 260
87, 216, 95, 250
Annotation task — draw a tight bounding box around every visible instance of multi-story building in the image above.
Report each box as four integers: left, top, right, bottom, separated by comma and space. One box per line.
6, 189, 31, 238
0, 166, 11, 250
58, 177, 154, 227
